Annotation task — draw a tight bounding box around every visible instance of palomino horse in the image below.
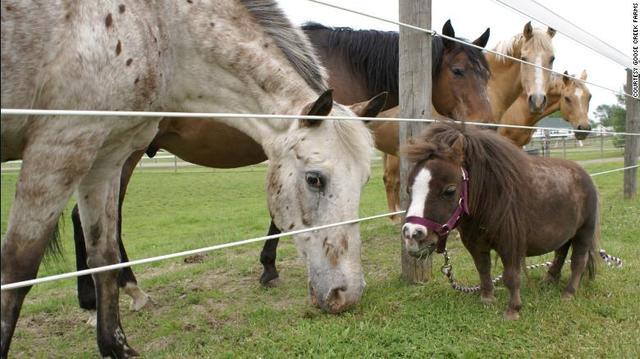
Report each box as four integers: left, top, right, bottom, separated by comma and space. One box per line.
486, 21, 556, 121
70, 19, 494, 312
499, 70, 592, 146
1, 1, 382, 356
402, 122, 599, 320
381, 71, 594, 220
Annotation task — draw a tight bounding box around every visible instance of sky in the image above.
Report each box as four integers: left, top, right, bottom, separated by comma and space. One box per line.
277, 0, 632, 121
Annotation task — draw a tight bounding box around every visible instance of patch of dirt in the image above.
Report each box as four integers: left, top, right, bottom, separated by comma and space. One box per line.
183, 253, 206, 264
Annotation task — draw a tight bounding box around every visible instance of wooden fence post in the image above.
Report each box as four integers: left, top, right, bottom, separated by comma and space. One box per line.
624, 68, 639, 199
399, 0, 432, 283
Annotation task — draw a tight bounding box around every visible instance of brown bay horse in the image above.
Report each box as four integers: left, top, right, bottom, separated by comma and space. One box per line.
402, 122, 599, 320
71, 20, 494, 312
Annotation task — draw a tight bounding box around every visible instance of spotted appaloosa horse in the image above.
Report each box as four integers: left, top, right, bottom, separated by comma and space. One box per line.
69, 19, 494, 312
402, 122, 599, 320
1, 1, 384, 356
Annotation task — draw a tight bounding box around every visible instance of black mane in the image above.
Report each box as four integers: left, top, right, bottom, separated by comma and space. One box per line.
302, 22, 490, 106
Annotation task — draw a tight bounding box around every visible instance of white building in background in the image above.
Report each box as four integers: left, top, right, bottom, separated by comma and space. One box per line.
593, 123, 614, 135
531, 117, 575, 139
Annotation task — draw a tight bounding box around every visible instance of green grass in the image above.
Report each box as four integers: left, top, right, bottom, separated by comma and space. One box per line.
1, 162, 639, 358
525, 136, 625, 162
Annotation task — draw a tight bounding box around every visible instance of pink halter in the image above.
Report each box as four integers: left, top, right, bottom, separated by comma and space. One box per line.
405, 168, 470, 253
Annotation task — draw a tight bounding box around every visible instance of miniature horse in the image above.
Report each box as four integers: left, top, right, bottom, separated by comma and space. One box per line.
402, 123, 599, 320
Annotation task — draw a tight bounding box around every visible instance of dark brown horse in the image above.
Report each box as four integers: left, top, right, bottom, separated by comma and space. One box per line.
71, 20, 493, 312
402, 122, 599, 320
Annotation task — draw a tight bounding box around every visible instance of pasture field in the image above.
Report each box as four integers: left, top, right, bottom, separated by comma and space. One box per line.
1, 161, 639, 358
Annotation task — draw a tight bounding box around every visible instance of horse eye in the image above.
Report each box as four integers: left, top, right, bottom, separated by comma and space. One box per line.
443, 186, 456, 197
521, 56, 528, 62
452, 67, 465, 77
305, 171, 325, 191
550, 56, 555, 64
564, 96, 571, 103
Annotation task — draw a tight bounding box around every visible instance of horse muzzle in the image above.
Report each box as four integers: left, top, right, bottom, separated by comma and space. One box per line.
574, 124, 591, 140
308, 271, 364, 314
402, 223, 438, 258
528, 94, 547, 114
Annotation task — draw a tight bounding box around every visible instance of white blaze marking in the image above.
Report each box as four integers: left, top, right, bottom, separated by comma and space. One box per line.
403, 167, 432, 242
534, 56, 544, 94
407, 168, 432, 218
574, 88, 584, 112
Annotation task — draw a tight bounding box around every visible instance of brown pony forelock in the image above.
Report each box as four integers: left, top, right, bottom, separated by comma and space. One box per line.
406, 122, 531, 267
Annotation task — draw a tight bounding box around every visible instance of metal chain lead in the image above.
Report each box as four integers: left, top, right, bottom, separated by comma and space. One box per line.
440, 249, 623, 294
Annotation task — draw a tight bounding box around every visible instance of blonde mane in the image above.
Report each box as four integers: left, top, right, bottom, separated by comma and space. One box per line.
492, 28, 554, 63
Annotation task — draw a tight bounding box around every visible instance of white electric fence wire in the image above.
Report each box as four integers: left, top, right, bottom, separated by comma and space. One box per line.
491, 0, 632, 69
1, 163, 634, 291
589, 165, 639, 177
1, 109, 639, 137
0, 211, 404, 291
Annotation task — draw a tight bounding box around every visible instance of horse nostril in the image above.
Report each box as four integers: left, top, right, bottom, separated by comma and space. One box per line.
326, 286, 347, 312
412, 228, 425, 240
540, 95, 547, 108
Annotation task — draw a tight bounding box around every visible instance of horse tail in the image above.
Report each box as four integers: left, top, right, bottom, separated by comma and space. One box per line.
586, 198, 600, 281
44, 212, 65, 262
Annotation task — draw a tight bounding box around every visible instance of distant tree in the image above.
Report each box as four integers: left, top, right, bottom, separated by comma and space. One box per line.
593, 94, 626, 147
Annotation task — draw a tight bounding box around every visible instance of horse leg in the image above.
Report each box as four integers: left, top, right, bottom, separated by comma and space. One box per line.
116, 150, 151, 311
76, 169, 137, 357
1, 134, 96, 357
382, 154, 401, 225
259, 221, 281, 286
561, 229, 594, 300
500, 256, 523, 320
72, 150, 150, 314
73, 204, 99, 312
543, 241, 571, 284
469, 249, 495, 304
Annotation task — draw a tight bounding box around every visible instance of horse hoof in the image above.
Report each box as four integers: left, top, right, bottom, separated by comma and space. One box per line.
503, 309, 520, 320
261, 276, 281, 288
480, 295, 496, 305
561, 292, 575, 300
124, 283, 153, 311
260, 271, 280, 287
101, 344, 139, 358
130, 293, 154, 312
389, 215, 402, 225
86, 310, 97, 327
543, 273, 559, 284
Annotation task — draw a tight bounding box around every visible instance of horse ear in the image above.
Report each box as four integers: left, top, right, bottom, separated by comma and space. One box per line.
580, 69, 587, 80
301, 89, 333, 127
562, 70, 571, 86
472, 28, 490, 48
349, 92, 388, 120
523, 21, 533, 40
451, 134, 465, 161
442, 19, 456, 49
547, 27, 556, 38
